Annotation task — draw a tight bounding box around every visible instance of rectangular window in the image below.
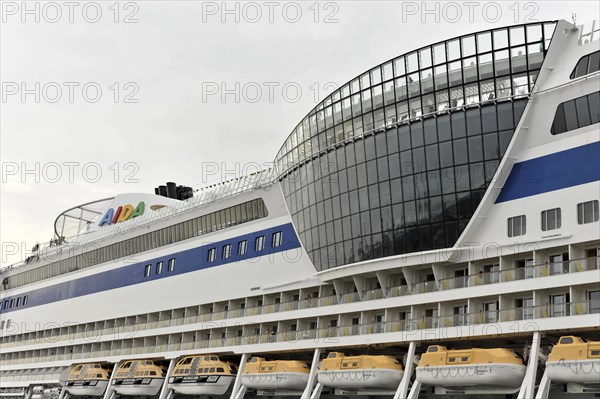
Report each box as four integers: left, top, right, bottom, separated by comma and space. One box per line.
255, 236, 265, 252
508, 215, 526, 237
541, 208, 561, 231
156, 261, 163, 275
578, 200, 599, 224
207, 248, 216, 263
272, 231, 282, 248
222, 244, 231, 259
144, 264, 151, 277
238, 240, 247, 255
23, 295, 28, 306
168, 258, 176, 272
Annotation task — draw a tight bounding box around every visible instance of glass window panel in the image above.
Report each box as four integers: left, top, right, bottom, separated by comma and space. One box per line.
360, 72, 370, 90
526, 24, 543, 43
420, 47, 432, 68
407, 73, 420, 98
453, 138, 468, 165
372, 85, 384, 109
462, 35, 476, 57
448, 61, 463, 86
465, 83, 480, 105
466, 108, 481, 135
463, 57, 478, 83
494, 50, 510, 76
436, 90, 449, 111
576, 96, 591, 127
564, 100, 579, 131
433, 43, 446, 65
422, 93, 435, 114
496, 77, 512, 99
480, 79, 495, 101
470, 162, 485, 189
421, 68, 434, 94
477, 31, 492, 53
411, 123, 424, 147
588, 92, 600, 124
450, 87, 464, 108
395, 77, 408, 101
447, 39, 460, 60
407, 52, 419, 72
439, 141, 454, 168
479, 53, 494, 80
510, 26, 525, 46
397, 101, 409, 121
398, 125, 411, 151
498, 130, 513, 154
483, 132, 499, 159
351, 78, 360, 94
394, 56, 406, 76
493, 29, 509, 49
511, 46, 527, 73
383, 81, 395, 106
426, 144, 439, 170
455, 165, 470, 192
409, 97, 422, 118
383, 61, 393, 81
527, 43, 544, 70
451, 112, 466, 138
371, 67, 382, 85
588, 52, 600, 74
434, 64, 448, 90
361, 90, 373, 113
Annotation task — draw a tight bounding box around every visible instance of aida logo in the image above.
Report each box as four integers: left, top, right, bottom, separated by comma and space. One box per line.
98, 202, 145, 226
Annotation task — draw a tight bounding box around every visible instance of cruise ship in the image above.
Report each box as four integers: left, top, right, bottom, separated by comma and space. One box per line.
1, 19, 599, 399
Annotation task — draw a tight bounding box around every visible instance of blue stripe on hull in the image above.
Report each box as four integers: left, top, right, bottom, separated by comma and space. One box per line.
496, 142, 600, 203
0, 223, 301, 314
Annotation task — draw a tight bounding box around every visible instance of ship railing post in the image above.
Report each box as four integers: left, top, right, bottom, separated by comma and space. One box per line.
534, 371, 551, 399
518, 331, 542, 399
229, 353, 248, 399
301, 348, 321, 399
102, 361, 121, 399
406, 380, 421, 399
309, 383, 323, 399
158, 358, 176, 399
394, 341, 418, 399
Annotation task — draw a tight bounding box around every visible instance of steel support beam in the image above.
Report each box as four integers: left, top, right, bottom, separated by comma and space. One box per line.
309, 383, 323, 399
158, 359, 176, 399
534, 371, 551, 399
518, 331, 542, 399
407, 380, 422, 399
229, 353, 248, 399
102, 361, 121, 399
301, 349, 321, 399
394, 341, 418, 399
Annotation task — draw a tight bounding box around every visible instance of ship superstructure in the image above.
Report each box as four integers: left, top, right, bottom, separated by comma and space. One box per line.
1, 19, 599, 399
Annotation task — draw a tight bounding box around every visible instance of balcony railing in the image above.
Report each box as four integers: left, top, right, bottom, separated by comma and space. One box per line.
2, 257, 598, 351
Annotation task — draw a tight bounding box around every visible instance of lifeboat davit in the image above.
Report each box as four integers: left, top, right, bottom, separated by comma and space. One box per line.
416, 345, 526, 393
241, 357, 310, 391
546, 336, 600, 383
112, 359, 167, 396
317, 352, 403, 390
63, 363, 113, 396
167, 355, 236, 395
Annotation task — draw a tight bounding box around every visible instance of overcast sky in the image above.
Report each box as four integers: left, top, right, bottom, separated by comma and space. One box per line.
1, 1, 598, 266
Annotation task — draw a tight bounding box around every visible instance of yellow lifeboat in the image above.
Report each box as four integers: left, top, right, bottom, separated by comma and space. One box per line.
416, 345, 526, 393
317, 352, 403, 390
63, 363, 112, 397
546, 336, 600, 383
167, 355, 236, 395
241, 357, 310, 391
112, 359, 167, 396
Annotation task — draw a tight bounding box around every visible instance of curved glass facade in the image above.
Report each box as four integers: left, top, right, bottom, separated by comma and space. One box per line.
277, 22, 557, 270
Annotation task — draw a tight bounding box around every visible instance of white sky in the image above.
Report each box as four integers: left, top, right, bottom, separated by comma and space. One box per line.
1, 1, 598, 266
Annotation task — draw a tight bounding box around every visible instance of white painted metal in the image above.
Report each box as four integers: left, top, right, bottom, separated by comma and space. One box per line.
518, 332, 542, 399
301, 349, 321, 399
394, 342, 417, 399
229, 353, 248, 399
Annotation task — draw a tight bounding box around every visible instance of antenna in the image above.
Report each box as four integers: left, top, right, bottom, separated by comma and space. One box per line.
571, 13, 576, 25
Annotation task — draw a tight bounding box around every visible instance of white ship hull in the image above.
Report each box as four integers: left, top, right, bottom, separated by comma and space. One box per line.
546, 360, 600, 383
168, 375, 234, 395
241, 372, 309, 390
416, 363, 526, 390
112, 378, 164, 396
317, 369, 403, 389
64, 380, 109, 396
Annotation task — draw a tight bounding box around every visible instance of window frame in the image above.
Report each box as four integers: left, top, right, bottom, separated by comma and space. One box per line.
207, 248, 216, 263
238, 240, 248, 255
222, 244, 231, 259
144, 264, 152, 277
255, 236, 265, 252
577, 200, 600, 224
541, 207, 561, 231
156, 261, 163, 275
272, 231, 282, 248
168, 258, 176, 272
508, 215, 526, 237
